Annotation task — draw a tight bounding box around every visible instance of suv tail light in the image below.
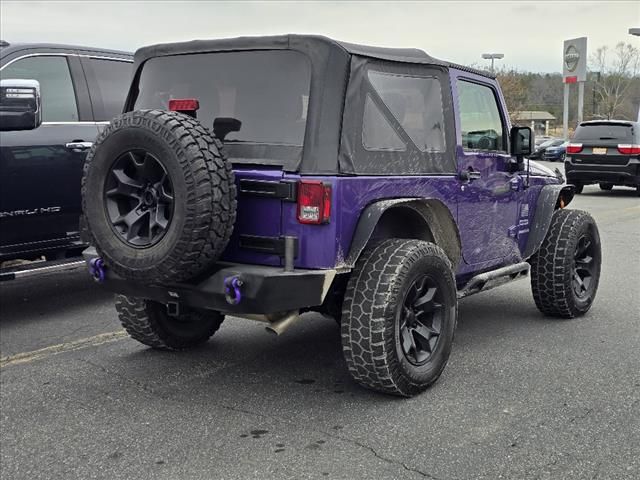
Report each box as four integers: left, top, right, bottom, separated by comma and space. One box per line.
617, 144, 640, 155
168, 98, 200, 114
297, 180, 331, 224
566, 143, 583, 154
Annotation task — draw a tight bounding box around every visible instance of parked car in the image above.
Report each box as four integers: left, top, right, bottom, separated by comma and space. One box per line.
543, 140, 568, 162
0, 41, 133, 280
565, 120, 640, 194
529, 138, 564, 160
534, 135, 554, 147
69, 35, 598, 396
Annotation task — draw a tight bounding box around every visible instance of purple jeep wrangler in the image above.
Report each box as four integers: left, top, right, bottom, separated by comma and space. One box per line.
81, 35, 602, 396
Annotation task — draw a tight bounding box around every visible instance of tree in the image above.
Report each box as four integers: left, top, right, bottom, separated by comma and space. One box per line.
494, 67, 528, 123
590, 42, 640, 120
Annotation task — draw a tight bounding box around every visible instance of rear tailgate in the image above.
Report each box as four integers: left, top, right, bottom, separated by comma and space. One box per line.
221, 167, 288, 267
569, 122, 636, 166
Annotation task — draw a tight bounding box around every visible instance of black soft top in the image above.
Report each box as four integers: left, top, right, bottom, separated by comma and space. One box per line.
129, 35, 491, 173
135, 34, 439, 67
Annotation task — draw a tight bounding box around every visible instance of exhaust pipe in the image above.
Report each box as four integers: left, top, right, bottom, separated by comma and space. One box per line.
265, 310, 300, 335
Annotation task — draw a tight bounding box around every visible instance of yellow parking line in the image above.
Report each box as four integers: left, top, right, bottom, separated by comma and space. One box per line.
0, 330, 128, 368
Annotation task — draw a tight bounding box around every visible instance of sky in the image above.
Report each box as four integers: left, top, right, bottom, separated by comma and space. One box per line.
1, 1, 638, 73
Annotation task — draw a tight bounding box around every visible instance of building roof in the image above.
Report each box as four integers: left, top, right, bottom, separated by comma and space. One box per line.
512, 111, 556, 121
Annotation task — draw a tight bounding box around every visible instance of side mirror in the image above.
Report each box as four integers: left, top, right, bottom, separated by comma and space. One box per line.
0, 79, 42, 131
510, 126, 533, 158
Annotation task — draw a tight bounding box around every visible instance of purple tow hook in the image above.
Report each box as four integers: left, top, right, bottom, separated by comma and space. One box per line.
224, 276, 243, 305
89, 258, 106, 283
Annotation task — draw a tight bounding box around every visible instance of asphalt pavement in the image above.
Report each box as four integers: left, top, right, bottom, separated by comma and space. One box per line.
1, 164, 639, 480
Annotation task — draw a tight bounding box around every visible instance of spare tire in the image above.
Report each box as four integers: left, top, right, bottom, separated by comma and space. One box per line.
82, 109, 236, 283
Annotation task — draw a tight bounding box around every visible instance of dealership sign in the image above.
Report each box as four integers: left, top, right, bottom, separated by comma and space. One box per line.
563, 37, 587, 83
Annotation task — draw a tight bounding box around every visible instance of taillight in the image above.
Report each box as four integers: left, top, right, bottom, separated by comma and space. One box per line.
168, 98, 199, 114
617, 144, 640, 155
297, 180, 331, 224
566, 143, 583, 154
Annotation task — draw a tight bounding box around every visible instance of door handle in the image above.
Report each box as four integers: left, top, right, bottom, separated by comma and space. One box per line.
65, 141, 93, 151
458, 169, 482, 182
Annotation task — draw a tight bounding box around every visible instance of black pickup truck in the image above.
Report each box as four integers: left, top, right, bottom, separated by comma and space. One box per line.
0, 41, 132, 280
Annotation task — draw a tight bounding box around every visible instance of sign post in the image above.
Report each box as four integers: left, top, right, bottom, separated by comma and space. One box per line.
562, 37, 588, 139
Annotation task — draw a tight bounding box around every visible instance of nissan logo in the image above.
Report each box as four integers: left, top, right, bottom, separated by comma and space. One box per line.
565, 45, 580, 72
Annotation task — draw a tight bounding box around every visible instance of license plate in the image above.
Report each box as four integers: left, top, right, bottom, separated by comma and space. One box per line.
593, 147, 607, 155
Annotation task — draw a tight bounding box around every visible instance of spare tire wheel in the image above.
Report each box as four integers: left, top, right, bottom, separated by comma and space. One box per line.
82, 109, 236, 283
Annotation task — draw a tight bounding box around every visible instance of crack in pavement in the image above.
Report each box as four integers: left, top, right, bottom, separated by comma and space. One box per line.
81, 357, 438, 478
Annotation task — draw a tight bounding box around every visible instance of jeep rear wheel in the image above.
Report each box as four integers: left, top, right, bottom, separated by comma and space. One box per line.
115, 295, 224, 350
599, 182, 613, 191
341, 239, 457, 397
82, 109, 236, 283
530, 209, 601, 318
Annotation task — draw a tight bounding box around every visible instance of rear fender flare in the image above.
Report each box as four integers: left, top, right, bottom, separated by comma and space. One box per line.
344, 198, 462, 269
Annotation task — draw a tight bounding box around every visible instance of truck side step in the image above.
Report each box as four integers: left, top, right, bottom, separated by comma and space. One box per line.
0, 258, 85, 282
458, 262, 530, 299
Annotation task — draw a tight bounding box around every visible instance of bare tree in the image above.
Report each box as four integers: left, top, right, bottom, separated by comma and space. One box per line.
495, 67, 528, 123
590, 42, 640, 120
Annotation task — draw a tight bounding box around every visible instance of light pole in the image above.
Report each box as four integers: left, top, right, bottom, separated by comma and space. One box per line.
481, 53, 504, 73
631, 29, 640, 119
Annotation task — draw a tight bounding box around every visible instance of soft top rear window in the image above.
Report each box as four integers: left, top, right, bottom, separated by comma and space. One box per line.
573, 123, 634, 142
134, 50, 311, 151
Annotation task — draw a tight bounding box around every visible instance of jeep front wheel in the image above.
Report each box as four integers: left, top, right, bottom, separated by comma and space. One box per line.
115, 295, 224, 350
341, 239, 457, 397
530, 209, 601, 318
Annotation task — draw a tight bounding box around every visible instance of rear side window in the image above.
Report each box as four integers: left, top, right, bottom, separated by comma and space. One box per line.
364, 71, 446, 152
85, 58, 132, 120
135, 50, 311, 146
457, 80, 504, 151
573, 123, 634, 142
1, 55, 78, 122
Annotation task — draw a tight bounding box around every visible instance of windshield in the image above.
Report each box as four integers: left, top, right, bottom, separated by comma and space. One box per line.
134, 50, 311, 147
538, 139, 558, 149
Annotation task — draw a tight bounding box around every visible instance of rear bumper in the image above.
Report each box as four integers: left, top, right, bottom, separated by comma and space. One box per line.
565, 159, 640, 186
83, 248, 336, 315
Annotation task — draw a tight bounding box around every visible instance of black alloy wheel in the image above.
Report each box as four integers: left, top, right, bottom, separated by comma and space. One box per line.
399, 274, 443, 366
104, 150, 174, 247
572, 234, 597, 300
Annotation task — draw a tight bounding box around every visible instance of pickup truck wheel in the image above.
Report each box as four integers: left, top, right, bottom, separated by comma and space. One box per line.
530, 209, 601, 318
82, 109, 236, 283
115, 295, 223, 350
599, 182, 613, 191
572, 182, 584, 194
341, 239, 457, 397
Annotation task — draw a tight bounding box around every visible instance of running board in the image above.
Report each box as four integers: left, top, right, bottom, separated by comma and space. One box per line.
457, 262, 530, 299
0, 258, 85, 282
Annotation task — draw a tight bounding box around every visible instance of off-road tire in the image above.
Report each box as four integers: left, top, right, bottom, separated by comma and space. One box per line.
115, 295, 224, 350
530, 209, 601, 318
82, 109, 236, 283
341, 239, 457, 397
599, 182, 613, 191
